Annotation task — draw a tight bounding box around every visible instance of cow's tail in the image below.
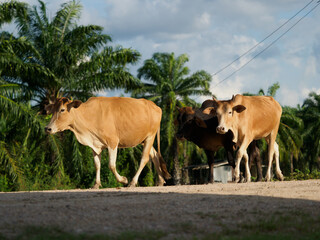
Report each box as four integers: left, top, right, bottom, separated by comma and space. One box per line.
157, 128, 171, 180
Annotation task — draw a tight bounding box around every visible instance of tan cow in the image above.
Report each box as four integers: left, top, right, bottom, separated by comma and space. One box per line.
202, 94, 284, 182
45, 97, 171, 188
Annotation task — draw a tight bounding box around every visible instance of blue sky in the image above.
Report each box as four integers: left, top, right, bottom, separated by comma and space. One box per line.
3, 0, 320, 106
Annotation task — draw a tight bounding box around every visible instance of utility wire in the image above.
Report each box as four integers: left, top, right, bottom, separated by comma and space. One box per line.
213, 0, 315, 77
213, 1, 320, 88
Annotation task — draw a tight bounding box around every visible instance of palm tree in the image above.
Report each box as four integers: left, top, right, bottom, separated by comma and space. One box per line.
300, 92, 320, 172
0, 1, 28, 27
0, 79, 46, 189
0, 0, 142, 190
133, 52, 212, 184
0, 0, 141, 112
277, 106, 303, 174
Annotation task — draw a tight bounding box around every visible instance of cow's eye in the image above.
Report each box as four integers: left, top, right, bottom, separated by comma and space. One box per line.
60, 109, 65, 113
229, 111, 232, 115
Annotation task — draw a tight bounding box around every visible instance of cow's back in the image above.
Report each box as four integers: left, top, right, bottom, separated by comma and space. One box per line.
235, 95, 282, 140
80, 97, 162, 148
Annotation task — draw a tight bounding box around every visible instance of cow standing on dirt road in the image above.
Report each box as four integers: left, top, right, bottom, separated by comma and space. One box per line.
176, 106, 235, 183
45, 97, 171, 188
202, 94, 284, 182
176, 106, 263, 183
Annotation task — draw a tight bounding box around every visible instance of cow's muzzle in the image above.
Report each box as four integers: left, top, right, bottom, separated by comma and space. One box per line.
44, 126, 52, 134
216, 126, 227, 134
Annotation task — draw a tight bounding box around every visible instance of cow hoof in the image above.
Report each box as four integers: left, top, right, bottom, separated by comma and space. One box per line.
157, 179, 165, 186
127, 182, 137, 188
277, 174, 284, 181
120, 177, 128, 185
92, 183, 101, 189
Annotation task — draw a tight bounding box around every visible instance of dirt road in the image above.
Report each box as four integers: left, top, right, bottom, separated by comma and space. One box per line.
0, 180, 319, 239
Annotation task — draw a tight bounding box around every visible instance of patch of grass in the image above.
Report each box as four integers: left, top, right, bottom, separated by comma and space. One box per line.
3, 210, 320, 240
4, 226, 166, 240
202, 210, 320, 240
172, 221, 198, 234
287, 169, 320, 180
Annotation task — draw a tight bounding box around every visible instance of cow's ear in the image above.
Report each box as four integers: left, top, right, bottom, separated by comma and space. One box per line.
67, 100, 82, 112
49, 95, 56, 104
202, 107, 216, 115
194, 117, 207, 128
233, 105, 246, 113
45, 104, 54, 115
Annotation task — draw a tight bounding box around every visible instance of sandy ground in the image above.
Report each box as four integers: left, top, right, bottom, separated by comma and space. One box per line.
0, 180, 320, 239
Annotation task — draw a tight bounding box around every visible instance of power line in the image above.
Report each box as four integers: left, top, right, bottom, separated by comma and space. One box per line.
212, 0, 315, 77
213, 1, 320, 88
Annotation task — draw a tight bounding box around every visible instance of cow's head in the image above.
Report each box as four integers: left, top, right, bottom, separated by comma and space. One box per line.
201, 95, 246, 135
175, 106, 207, 140
44, 97, 82, 134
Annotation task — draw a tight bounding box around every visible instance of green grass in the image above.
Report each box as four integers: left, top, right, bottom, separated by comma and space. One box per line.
1, 210, 319, 240
203, 210, 320, 240
2, 226, 167, 240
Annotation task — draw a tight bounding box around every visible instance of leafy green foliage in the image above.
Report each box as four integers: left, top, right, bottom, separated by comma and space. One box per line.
1, 0, 141, 113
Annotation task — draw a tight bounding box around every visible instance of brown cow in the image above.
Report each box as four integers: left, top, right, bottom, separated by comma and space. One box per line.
176, 106, 263, 183
202, 94, 284, 182
45, 97, 171, 188
176, 106, 235, 183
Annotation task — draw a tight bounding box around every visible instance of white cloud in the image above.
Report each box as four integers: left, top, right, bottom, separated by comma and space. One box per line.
304, 56, 317, 77
302, 87, 320, 99
279, 88, 301, 107
209, 75, 244, 100
3, 0, 320, 107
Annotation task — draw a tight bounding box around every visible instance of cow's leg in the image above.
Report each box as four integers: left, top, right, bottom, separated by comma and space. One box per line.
274, 142, 284, 181
108, 146, 128, 185
234, 141, 250, 183
265, 135, 277, 182
205, 150, 215, 184
149, 146, 165, 186
234, 150, 243, 183
243, 151, 251, 182
249, 141, 263, 182
256, 153, 263, 182
225, 144, 235, 182
129, 134, 156, 187
92, 151, 102, 189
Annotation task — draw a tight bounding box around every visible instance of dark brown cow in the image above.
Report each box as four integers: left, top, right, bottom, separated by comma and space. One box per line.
176, 106, 263, 183
45, 97, 171, 188
202, 94, 283, 182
